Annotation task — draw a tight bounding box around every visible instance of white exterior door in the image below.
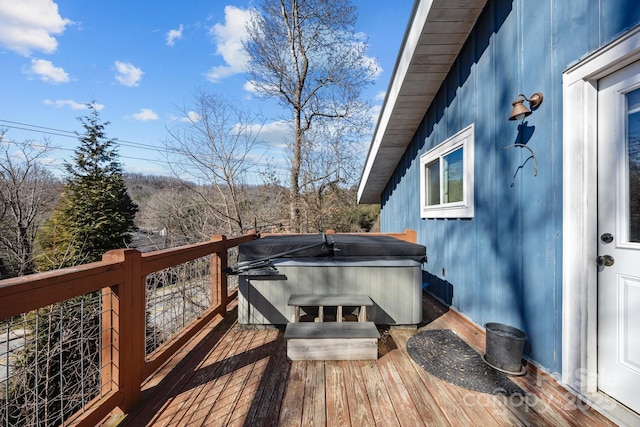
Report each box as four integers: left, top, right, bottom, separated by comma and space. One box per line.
597, 60, 640, 414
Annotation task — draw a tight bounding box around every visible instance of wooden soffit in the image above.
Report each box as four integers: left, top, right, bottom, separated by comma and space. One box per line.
358, 0, 487, 204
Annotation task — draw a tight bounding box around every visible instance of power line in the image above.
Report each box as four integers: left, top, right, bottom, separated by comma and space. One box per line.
1, 119, 181, 154
0, 142, 287, 183
1, 136, 175, 171
1, 119, 291, 173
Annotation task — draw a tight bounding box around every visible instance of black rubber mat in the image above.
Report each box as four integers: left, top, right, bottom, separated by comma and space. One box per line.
406, 329, 525, 396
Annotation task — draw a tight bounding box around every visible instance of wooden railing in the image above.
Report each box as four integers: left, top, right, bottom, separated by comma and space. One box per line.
261, 228, 417, 243
337, 228, 417, 243
0, 233, 256, 427
0, 229, 417, 426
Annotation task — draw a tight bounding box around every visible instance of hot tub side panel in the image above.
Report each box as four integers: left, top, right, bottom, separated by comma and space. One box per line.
238, 260, 422, 325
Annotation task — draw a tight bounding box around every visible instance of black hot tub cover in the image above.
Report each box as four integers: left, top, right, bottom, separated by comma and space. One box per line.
237, 233, 427, 263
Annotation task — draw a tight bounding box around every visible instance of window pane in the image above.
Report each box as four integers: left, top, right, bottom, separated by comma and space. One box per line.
426, 160, 440, 206
628, 89, 640, 242
443, 147, 464, 203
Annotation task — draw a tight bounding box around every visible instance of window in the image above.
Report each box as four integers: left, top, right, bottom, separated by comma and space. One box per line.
420, 124, 474, 218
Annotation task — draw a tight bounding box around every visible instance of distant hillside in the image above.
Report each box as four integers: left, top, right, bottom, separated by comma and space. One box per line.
122, 172, 377, 238
124, 173, 189, 202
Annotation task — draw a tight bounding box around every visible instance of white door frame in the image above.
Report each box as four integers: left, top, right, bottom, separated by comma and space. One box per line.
563, 24, 640, 423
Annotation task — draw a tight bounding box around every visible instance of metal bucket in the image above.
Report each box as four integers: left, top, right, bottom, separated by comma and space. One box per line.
483, 322, 527, 375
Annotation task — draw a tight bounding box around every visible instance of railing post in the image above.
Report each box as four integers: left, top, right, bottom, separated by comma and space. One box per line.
404, 229, 417, 243
101, 284, 116, 398
102, 248, 144, 414
211, 235, 228, 315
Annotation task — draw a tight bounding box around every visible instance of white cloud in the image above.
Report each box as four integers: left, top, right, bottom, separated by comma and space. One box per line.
253, 120, 291, 149
166, 24, 183, 46
370, 103, 382, 122
43, 99, 104, 111
243, 80, 259, 94
184, 111, 200, 122
132, 108, 158, 121
114, 61, 143, 87
365, 55, 382, 79
0, 0, 72, 56
24, 58, 69, 83
166, 111, 201, 123
205, 5, 251, 83
375, 91, 386, 101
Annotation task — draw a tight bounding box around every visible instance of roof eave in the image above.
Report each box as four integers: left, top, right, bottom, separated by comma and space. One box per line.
357, 0, 488, 204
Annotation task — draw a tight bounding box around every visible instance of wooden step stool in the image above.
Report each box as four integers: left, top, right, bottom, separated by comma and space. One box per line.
284, 294, 379, 360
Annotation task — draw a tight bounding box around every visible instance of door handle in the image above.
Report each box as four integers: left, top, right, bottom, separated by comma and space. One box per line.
597, 255, 615, 267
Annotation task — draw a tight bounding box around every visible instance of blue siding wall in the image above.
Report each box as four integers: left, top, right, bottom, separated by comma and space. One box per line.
380, 0, 640, 374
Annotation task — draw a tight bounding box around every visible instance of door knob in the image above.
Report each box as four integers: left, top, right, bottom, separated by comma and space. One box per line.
597, 255, 615, 267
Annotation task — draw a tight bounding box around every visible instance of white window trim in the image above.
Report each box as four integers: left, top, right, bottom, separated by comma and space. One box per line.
562, 24, 640, 427
420, 124, 474, 218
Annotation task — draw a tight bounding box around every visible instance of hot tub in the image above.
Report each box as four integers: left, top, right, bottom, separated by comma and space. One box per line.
236, 234, 426, 326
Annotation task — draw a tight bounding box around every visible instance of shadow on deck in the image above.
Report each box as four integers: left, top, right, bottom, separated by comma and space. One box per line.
111, 293, 616, 427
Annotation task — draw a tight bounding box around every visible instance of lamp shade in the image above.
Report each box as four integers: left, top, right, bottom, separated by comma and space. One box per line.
509, 98, 531, 121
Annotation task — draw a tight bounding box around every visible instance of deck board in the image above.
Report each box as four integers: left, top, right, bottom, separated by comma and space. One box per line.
359, 362, 401, 427
386, 337, 463, 426
278, 358, 306, 426
115, 293, 619, 427
301, 361, 326, 426
203, 329, 267, 426
325, 361, 350, 426
344, 361, 377, 426
377, 353, 426, 426
245, 332, 289, 426
179, 326, 251, 426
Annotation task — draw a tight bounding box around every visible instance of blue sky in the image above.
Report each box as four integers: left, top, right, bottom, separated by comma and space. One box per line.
0, 0, 413, 181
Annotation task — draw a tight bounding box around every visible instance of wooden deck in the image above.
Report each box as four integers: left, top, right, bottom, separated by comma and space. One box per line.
112, 294, 617, 427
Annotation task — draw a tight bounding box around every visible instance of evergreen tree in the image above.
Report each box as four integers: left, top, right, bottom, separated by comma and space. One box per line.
4, 103, 140, 425
36, 103, 138, 270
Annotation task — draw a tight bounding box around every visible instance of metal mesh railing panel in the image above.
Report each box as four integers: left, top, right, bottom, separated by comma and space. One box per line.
145, 256, 212, 355
1, 291, 107, 427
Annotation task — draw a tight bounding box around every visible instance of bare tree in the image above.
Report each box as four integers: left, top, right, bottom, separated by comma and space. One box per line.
166, 91, 264, 235
0, 131, 59, 277
298, 115, 370, 231
244, 0, 377, 232
138, 184, 216, 244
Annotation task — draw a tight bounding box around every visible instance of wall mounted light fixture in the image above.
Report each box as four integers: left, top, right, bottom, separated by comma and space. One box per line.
508, 92, 544, 121
502, 92, 544, 177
